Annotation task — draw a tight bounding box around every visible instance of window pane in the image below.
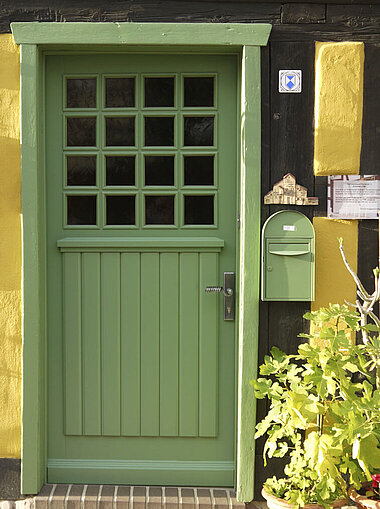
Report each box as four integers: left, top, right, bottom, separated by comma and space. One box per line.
106, 156, 135, 186
145, 156, 174, 186
67, 117, 96, 147
67, 195, 97, 225
184, 156, 214, 186
105, 77, 135, 108
184, 77, 214, 107
106, 195, 135, 225
184, 195, 214, 225
67, 156, 97, 186
145, 195, 174, 225
184, 117, 214, 146
145, 77, 174, 107
66, 78, 96, 108
144, 117, 174, 146
106, 117, 135, 146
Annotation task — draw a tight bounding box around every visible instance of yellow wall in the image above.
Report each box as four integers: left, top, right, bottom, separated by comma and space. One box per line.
312, 41, 363, 343
314, 42, 364, 176
312, 218, 358, 309
0, 34, 21, 458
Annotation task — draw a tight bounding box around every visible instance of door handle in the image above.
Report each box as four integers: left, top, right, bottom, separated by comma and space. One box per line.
205, 286, 233, 297
205, 272, 235, 321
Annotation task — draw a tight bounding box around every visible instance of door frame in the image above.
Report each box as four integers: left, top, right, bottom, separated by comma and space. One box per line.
11, 22, 271, 502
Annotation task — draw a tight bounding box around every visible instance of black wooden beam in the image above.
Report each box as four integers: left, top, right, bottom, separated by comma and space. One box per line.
360, 44, 380, 173
282, 3, 326, 23
271, 23, 380, 41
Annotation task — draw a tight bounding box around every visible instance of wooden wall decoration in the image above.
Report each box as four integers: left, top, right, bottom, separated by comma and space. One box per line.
264, 173, 319, 205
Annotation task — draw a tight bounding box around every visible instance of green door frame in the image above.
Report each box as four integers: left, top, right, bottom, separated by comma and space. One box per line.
11, 21, 271, 502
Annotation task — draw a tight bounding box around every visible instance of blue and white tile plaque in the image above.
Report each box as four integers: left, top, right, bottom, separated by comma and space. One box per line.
279, 70, 302, 93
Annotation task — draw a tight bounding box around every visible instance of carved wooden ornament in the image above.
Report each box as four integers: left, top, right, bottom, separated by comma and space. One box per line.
264, 173, 318, 206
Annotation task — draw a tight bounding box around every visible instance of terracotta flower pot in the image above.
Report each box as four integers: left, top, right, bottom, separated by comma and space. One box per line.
349, 482, 380, 509
262, 487, 348, 509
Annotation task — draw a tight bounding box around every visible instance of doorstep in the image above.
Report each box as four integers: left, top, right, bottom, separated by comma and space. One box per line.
31, 484, 265, 509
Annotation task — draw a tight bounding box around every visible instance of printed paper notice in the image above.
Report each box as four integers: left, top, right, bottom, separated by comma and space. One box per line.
328, 175, 380, 219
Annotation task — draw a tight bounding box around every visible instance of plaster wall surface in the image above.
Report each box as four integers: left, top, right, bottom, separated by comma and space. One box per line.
312, 218, 358, 310
314, 41, 364, 176
312, 41, 362, 344
0, 33, 21, 459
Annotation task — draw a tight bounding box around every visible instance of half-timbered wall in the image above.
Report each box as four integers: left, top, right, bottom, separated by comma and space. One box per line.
0, 0, 379, 500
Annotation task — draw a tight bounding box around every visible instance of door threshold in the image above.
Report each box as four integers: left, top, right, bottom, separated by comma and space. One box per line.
34, 484, 252, 509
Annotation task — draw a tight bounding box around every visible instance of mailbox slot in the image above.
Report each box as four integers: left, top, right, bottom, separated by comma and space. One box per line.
262, 211, 315, 301
268, 243, 310, 256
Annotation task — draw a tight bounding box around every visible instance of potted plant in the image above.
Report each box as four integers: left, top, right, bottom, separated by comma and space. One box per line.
252, 302, 374, 509
253, 238, 380, 509
336, 239, 380, 508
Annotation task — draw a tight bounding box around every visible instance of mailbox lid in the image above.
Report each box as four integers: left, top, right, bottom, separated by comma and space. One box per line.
262, 210, 314, 239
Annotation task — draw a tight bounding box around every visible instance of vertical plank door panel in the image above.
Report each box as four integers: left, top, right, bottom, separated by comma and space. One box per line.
82, 253, 101, 436
179, 252, 199, 437
63, 252, 82, 435
121, 253, 141, 436
140, 253, 160, 436
101, 253, 121, 436
159, 252, 179, 437
199, 252, 218, 437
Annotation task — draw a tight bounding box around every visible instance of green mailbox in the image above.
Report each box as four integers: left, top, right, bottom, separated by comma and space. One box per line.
261, 210, 315, 301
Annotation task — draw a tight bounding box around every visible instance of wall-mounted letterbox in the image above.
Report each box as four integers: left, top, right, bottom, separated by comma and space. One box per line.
261, 211, 315, 301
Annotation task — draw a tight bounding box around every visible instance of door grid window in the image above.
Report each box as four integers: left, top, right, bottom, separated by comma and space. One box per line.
64, 74, 218, 229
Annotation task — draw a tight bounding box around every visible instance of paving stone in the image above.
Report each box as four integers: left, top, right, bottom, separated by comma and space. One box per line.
197, 489, 211, 509
99, 486, 114, 509
213, 489, 229, 509
147, 487, 162, 509
50, 485, 69, 509
83, 485, 100, 509
132, 487, 146, 509
163, 487, 179, 509
116, 486, 130, 509
180, 488, 195, 509
228, 490, 245, 508
67, 485, 84, 509
35, 484, 55, 509
32, 484, 262, 509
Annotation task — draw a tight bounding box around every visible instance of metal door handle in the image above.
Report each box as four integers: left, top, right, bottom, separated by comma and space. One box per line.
205, 286, 233, 297
205, 272, 235, 321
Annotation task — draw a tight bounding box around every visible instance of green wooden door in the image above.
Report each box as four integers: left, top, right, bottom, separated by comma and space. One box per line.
46, 53, 237, 486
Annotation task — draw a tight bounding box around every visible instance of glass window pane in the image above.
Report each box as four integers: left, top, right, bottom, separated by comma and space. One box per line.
145, 156, 174, 186
67, 156, 97, 186
66, 78, 96, 108
106, 195, 135, 225
67, 195, 97, 225
184, 195, 214, 225
145, 195, 174, 225
106, 156, 135, 186
145, 77, 174, 107
105, 77, 135, 108
144, 117, 174, 146
184, 156, 214, 186
184, 117, 214, 146
184, 77, 214, 107
106, 117, 135, 146
67, 117, 96, 146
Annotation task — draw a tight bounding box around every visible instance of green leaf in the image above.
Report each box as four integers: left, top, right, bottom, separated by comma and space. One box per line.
353, 435, 380, 476
344, 362, 359, 373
